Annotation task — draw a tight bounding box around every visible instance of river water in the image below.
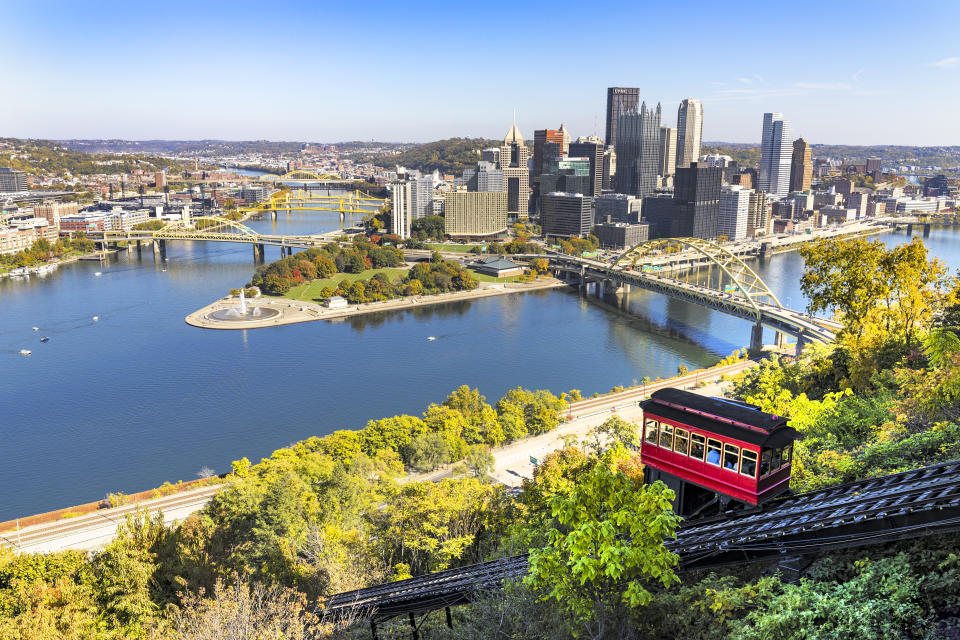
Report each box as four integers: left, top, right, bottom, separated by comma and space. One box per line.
1, 212, 958, 521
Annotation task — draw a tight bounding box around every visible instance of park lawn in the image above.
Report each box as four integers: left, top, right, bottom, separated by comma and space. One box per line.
426, 243, 485, 253
281, 267, 410, 301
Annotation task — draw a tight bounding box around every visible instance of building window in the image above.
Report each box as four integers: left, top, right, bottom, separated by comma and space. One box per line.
644, 419, 659, 445
771, 448, 782, 471
723, 444, 740, 472
706, 439, 722, 466
782, 445, 793, 469
659, 424, 674, 449
741, 450, 758, 478
673, 429, 689, 455
690, 433, 706, 461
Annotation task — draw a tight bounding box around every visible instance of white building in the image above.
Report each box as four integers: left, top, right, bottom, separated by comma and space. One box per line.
718, 185, 751, 241
699, 153, 733, 168
759, 113, 793, 197
390, 180, 412, 239
409, 171, 437, 220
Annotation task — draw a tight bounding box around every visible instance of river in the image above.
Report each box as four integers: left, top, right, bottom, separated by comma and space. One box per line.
2, 213, 958, 521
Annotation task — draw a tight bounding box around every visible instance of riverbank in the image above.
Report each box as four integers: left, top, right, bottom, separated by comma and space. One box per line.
0, 345, 769, 550
185, 277, 567, 329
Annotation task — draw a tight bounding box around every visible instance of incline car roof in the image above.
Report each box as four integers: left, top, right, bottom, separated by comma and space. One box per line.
642, 388, 798, 448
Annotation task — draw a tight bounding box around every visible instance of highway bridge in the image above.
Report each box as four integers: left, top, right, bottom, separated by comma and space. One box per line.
523, 236, 839, 350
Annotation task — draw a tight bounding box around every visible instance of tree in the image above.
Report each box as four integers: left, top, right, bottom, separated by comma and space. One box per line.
799, 239, 889, 340
529, 258, 549, 275
583, 416, 640, 454
405, 432, 452, 471
464, 445, 494, 479
525, 445, 680, 638
169, 576, 319, 640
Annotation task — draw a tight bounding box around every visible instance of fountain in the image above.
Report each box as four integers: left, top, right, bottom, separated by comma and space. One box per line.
208, 288, 280, 322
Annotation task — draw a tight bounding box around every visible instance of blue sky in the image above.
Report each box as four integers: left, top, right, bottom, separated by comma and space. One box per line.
3, 0, 958, 145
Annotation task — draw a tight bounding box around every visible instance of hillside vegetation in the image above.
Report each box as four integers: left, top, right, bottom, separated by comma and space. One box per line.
357, 137, 500, 174
3, 236, 960, 638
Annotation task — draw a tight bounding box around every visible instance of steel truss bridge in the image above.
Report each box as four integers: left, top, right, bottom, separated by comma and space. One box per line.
526, 237, 840, 348
324, 459, 960, 633
237, 188, 386, 217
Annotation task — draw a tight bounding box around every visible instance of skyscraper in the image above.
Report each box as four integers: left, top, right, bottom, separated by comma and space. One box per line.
789, 138, 812, 193
759, 113, 794, 198
658, 126, 677, 178
614, 101, 661, 197
541, 192, 593, 238
719, 185, 752, 241
673, 162, 721, 239
675, 98, 703, 169
533, 125, 569, 211
605, 87, 639, 148
568, 137, 604, 197
390, 180, 412, 239
499, 122, 530, 220
602, 147, 616, 191
444, 190, 508, 238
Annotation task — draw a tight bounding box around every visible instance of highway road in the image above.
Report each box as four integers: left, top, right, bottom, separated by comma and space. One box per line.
0, 484, 222, 554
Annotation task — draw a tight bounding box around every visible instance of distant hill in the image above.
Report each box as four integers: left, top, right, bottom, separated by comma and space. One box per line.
0, 138, 191, 177
704, 142, 960, 169
355, 137, 501, 175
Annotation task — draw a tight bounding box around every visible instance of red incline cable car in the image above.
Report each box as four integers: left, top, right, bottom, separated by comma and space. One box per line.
640, 388, 799, 517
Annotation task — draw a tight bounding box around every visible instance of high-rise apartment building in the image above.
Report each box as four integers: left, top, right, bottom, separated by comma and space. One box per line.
759, 113, 794, 197
747, 190, 770, 238
718, 185, 752, 241
675, 98, 703, 169
541, 192, 593, 238
0, 168, 28, 192
658, 126, 677, 178
614, 102, 661, 197
444, 190, 508, 238
499, 123, 530, 219
470, 161, 504, 192
789, 138, 812, 193
605, 87, 639, 148
568, 137, 604, 197
390, 180, 412, 239
409, 172, 437, 220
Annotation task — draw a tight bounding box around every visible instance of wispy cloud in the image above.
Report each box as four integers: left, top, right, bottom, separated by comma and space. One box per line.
794, 81, 852, 90
852, 69, 864, 82
737, 77, 753, 84
927, 56, 959, 68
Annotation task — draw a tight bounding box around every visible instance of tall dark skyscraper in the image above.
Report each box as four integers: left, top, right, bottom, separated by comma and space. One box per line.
605, 87, 639, 148
568, 138, 604, 197
614, 101, 661, 197
642, 162, 720, 239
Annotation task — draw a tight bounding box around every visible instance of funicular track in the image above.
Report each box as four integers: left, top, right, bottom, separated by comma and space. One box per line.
323, 459, 960, 625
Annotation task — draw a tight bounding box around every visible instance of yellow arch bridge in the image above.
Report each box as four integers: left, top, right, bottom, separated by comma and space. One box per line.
237, 189, 386, 217
93, 216, 354, 262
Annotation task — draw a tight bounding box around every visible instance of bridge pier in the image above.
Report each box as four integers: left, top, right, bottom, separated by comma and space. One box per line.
158, 239, 166, 261
796, 333, 809, 355
774, 331, 786, 349
924, 223, 931, 237
907, 223, 913, 236
136, 240, 142, 257
749, 322, 764, 354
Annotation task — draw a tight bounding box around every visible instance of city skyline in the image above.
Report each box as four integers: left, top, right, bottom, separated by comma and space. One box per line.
2, 0, 959, 145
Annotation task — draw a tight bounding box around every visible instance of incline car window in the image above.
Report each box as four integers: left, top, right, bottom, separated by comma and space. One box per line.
644, 419, 659, 444
690, 433, 706, 461
706, 439, 722, 465
674, 429, 689, 455
741, 450, 758, 478
659, 424, 674, 449
723, 444, 740, 472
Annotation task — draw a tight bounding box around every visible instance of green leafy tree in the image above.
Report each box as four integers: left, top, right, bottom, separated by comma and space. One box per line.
464, 445, 495, 479
525, 445, 681, 638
